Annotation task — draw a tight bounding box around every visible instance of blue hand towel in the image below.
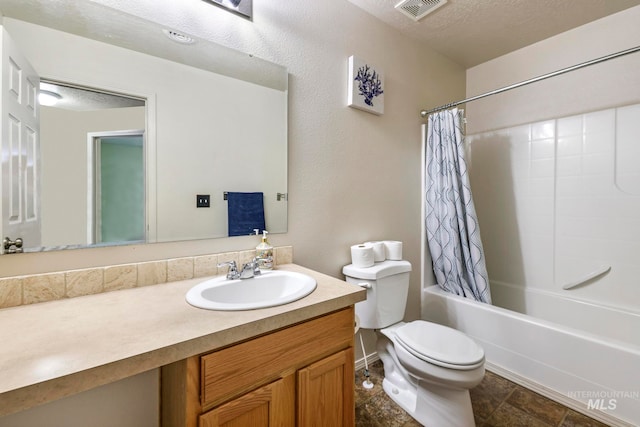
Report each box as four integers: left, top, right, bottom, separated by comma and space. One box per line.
227, 192, 266, 237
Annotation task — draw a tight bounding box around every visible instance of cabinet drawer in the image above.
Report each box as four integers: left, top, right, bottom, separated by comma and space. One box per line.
201, 307, 353, 409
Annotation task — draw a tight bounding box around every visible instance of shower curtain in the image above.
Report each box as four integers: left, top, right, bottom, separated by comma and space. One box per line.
425, 108, 492, 304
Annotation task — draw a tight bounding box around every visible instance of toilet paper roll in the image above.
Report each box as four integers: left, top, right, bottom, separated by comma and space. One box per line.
383, 240, 403, 260
365, 241, 386, 262
351, 244, 375, 268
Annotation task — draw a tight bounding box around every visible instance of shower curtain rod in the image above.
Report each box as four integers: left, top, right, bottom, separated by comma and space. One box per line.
419, 45, 640, 118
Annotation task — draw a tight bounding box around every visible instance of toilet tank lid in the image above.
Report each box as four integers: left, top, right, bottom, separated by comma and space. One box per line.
342, 260, 411, 280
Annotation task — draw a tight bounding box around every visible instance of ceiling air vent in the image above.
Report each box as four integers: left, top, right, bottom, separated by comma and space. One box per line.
395, 0, 448, 21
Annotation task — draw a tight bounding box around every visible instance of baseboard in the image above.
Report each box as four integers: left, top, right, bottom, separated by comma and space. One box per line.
355, 352, 379, 371
485, 362, 634, 427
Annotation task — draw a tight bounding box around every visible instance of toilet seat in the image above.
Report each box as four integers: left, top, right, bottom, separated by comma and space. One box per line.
395, 321, 484, 370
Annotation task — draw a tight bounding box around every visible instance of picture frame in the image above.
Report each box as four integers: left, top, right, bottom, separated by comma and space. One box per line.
347, 55, 385, 115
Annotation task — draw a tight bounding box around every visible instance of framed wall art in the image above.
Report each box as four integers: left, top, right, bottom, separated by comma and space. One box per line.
347, 55, 385, 115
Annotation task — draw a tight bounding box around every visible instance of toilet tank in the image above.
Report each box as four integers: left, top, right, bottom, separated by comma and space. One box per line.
343, 260, 411, 329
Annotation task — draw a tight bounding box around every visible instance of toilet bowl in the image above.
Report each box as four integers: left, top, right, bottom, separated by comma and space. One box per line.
343, 260, 485, 427
377, 321, 484, 426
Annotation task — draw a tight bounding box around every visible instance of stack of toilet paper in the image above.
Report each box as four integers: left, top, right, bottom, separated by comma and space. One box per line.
350, 240, 403, 268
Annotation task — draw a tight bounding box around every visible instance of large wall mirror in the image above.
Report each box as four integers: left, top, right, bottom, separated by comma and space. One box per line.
0, 0, 288, 254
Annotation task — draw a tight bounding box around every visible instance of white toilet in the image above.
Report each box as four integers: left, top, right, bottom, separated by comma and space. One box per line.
343, 260, 485, 427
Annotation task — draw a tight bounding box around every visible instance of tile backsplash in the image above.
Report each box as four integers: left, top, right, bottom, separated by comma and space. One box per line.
0, 246, 293, 309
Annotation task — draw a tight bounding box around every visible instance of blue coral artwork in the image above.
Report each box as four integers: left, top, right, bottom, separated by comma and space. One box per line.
347, 55, 385, 115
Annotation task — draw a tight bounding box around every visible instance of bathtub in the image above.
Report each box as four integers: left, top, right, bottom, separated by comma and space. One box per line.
421, 284, 640, 427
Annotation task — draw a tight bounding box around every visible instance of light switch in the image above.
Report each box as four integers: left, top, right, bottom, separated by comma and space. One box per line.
197, 194, 210, 208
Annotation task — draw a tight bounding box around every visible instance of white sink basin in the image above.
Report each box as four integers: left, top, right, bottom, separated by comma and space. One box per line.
186, 270, 317, 311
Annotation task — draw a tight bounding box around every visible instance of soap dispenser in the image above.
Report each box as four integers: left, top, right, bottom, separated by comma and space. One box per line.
255, 230, 273, 270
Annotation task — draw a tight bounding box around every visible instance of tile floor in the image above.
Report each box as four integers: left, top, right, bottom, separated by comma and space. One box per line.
355, 361, 610, 427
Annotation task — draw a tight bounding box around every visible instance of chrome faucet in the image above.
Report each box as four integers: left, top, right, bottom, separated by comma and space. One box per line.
239, 258, 262, 279
217, 260, 241, 280
217, 258, 261, 280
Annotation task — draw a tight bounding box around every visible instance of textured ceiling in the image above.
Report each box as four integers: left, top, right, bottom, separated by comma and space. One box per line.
347, 0, 640, 67
3, 0, 640, 73
40, 82, 144, 111
0, 0, 287, 91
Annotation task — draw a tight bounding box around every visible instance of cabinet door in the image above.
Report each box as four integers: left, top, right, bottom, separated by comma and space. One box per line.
199, 375, 294, 427
297, 348, 355, 427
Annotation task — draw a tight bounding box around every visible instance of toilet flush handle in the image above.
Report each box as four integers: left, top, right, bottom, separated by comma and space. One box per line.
357, 282, 372, 289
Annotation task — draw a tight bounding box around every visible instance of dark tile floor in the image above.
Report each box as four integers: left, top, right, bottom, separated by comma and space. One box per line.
355, 361, 610, 427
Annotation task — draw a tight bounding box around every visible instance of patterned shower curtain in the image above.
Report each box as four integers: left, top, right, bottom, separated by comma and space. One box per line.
425, 108, 492, 304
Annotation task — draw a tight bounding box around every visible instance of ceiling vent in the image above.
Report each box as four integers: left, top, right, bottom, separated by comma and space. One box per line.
395, 0, 448, 21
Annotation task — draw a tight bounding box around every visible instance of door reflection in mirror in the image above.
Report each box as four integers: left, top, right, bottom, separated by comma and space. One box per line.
40, 81, 146, 249
90, 131, 145, 245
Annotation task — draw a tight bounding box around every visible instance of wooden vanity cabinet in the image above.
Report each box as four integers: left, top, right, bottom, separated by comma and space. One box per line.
161, 307, 356, 427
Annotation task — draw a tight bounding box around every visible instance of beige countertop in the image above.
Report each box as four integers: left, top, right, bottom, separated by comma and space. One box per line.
0, 264, 366, 417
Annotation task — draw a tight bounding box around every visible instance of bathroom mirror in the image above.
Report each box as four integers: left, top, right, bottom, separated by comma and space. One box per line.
0, 0, 288, 253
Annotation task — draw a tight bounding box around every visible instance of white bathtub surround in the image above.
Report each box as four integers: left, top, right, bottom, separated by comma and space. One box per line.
468, 104, 640, 313
421, 104, 640, 426
437, 95, 640, 427
422, 285, 640, 427
424, 111, 491, 303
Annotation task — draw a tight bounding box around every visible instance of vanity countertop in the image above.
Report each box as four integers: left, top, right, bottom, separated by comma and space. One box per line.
0, 263, 366, 417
